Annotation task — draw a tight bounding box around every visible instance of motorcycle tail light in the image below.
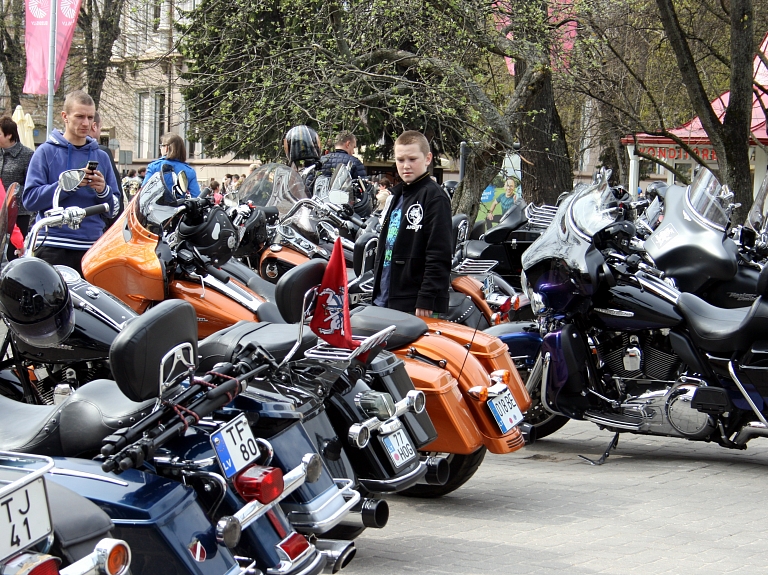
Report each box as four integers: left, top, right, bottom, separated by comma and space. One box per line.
278, 532, 310, 560
105, 542, 131, 575
234, 465, 284, 504
467, 386, 489, 401
498, 296, 513, 313
491, 369, 511, 385
28, 558, 60, 575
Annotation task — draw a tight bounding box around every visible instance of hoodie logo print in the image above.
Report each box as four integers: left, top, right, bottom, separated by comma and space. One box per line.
406, 204, 423, 231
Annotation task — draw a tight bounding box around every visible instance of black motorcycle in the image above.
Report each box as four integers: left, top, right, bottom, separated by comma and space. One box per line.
512, 168, 768, 462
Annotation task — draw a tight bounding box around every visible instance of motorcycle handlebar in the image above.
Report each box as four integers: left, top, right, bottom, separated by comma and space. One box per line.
84, 203, 109, 217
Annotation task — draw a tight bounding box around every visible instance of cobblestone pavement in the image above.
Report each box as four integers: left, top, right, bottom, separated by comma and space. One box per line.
348, 421, 768, 575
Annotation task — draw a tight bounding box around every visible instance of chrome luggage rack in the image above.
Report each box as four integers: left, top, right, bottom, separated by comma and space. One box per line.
525, 203, 558, 228
303, 326, 396, 363
453, 259, 498, 275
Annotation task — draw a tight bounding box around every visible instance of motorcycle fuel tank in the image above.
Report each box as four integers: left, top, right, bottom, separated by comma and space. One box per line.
591, 281, 682, 331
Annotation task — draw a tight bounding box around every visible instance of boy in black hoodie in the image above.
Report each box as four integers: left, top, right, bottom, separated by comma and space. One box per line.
372, 131, 452, 317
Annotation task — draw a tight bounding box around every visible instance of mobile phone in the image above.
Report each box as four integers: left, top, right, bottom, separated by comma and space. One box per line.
86, 161, 99, 172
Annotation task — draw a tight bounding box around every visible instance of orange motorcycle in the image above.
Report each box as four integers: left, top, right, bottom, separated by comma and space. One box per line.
83, 168, 532, 496
82, 169, 280, 338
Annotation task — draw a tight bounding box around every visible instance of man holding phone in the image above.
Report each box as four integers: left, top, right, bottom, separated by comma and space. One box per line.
23, 90, 118, 274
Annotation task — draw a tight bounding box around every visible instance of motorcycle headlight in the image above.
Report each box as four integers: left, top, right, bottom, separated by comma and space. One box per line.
530, 292, 548, 315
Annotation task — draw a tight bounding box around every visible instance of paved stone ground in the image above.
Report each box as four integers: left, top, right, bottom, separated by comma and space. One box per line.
348, 421, 768, 574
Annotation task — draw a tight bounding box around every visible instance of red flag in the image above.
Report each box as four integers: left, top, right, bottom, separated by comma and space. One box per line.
309, 238, 359, 349
24, 0, 83, 94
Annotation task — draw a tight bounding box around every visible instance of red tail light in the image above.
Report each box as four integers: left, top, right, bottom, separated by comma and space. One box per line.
29, 558, 60, 575
499, 297, 513, 313
278, 532, 310, 560
234, 465, 284, 504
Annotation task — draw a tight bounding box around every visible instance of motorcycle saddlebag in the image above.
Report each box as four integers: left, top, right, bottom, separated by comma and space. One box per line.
366, 351, 438, 448
424, 318, 532, 413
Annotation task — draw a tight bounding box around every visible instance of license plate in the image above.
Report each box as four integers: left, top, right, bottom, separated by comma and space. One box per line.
482, 275, 494, 298
0, 477, 52, 563
210, 414, 260, 479
487, 388, 524, 434
381, 428, 417, 469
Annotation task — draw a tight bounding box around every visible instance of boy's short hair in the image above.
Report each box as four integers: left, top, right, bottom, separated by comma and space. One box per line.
0, 116, 19, 142
334, 131, 356, 147
128, 169, 137, 177
394, 131, 430, 156
63, 90, 95, 113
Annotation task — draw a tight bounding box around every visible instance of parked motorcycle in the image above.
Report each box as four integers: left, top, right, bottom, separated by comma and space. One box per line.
509, 168, 768, 463
0, 451, 131, 575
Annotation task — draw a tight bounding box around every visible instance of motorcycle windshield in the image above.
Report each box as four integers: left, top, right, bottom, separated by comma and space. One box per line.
745, 171, 768, 232
316, 163, 355, 207
136, 172, 182, 234
686, 168, 731, 230
570, 181, 621, 237
234, 163, 307, 216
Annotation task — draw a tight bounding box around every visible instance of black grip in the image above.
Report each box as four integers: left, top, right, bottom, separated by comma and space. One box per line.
84, 203, 109, 217
205, 264, 230, 283
199, 187, 211, 199
348, 213, 365, 228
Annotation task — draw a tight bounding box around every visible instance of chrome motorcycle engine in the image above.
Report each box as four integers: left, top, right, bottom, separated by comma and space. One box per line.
617, 381, 714, 439
594, 331, 681, 382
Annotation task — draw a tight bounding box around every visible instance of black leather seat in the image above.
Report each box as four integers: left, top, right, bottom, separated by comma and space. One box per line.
349, 306, 427, 350
198, 320, 318, 370
0, 379, 154, 456
676, 292, 768, 353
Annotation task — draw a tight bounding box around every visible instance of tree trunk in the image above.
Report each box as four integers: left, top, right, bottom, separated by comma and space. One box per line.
1, 0, 26, 108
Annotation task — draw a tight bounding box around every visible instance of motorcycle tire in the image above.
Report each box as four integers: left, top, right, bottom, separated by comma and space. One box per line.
399, 447, 487, 498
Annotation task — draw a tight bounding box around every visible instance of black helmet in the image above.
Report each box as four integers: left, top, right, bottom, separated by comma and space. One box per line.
177, 205, 238, 265
284, 125, 321, 165
0, 258, 74, 347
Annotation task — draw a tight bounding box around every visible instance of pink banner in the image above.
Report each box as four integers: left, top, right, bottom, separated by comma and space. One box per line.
23, 0, 82, 95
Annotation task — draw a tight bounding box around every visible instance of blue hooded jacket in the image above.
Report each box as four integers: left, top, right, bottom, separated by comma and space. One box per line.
143, 158, 201, 197
23, 130, 119, 251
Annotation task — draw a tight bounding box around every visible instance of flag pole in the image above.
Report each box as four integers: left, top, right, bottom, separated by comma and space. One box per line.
46, 0, 58, 134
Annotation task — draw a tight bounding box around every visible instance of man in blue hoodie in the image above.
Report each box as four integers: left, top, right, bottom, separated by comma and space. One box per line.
23, 90, 118, 274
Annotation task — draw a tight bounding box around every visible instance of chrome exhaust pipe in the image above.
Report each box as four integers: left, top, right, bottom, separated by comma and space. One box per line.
415, 456, 449, 485
336, 498, 389, 529
519, 422, 536, 445
315, 539, 357, 573
733, 422, 768, 446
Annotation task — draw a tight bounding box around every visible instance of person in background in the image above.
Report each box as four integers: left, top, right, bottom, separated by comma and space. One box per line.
375, 176, 393, 215
138, 167, 146, 180
0, 116, 34, 260
23, 90, 118, 274
143, 133, 201, 197
231, 173, 240, 191
319, 131, 366, 179
249, 162, 261, 174
486, 177, 521, 221
211, 181, 222, 205
371, 131, 451, 317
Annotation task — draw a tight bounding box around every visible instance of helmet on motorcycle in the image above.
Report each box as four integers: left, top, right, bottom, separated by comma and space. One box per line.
283, 125, 321, 165
0, 258, 75, 347
177, 205, 238, 266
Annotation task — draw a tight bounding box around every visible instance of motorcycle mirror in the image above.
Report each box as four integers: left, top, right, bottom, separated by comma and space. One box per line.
177, 171, 188, 194
328, 190, 349, 205
59, 169, 86, 192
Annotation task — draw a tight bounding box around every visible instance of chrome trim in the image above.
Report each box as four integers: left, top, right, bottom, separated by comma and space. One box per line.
266, 542, 324, 575
357, 460, 427, 492
733, 422, 768, 446
70, 291, 129, 331
287, 479, 361, 531
540, 352, 563, 416
635, 274, 680, 305
59, 538, 131, 575
203, 275, 263, 314
49, 467, 129, 486
728, 361, 768, 427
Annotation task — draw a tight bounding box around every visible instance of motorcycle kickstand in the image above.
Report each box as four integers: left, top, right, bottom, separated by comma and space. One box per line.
578, 432, 620, 466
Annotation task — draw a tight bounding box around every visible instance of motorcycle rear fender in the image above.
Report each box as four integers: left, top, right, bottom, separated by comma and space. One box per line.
48, 457, 239, 575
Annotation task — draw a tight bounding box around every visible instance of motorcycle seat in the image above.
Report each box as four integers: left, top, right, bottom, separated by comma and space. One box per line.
0, 379, 154, 457
677, 292, 768, 353
247, 274, 277, 303
439, 290, 479, 324
197, 320, 318, 371
464, 239, 490, 260
349, 305, 427, 350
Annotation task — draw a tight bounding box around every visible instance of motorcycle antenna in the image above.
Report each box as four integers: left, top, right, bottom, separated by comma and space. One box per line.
454, 301, 487, 385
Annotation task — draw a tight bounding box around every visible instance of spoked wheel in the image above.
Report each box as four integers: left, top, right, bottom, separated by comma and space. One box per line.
399, 447, 487, 498
520, 353, 568, 439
